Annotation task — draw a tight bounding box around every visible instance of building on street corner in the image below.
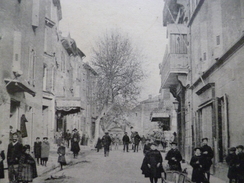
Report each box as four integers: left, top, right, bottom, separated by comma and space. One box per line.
161, 0, 244, 181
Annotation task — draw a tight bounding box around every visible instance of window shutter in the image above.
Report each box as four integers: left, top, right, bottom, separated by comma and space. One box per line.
32, 0, 40, 27
12, 31, 22, 73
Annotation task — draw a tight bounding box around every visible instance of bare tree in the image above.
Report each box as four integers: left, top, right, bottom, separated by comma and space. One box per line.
91, 31, 145, 142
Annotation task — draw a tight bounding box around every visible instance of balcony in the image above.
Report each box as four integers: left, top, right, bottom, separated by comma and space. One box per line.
160, 46, 188, 89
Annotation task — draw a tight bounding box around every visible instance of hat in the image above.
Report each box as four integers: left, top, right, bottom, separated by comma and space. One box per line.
73, 128, 77, 131
202, 138, 208, 141
236, 145, 244, 150
23, 144, 30, 152
170, 142, 177, 145
151, 142, 158, 146
194, 147, 202, 151
229, 147, 236, 152
105, 132, 109, 134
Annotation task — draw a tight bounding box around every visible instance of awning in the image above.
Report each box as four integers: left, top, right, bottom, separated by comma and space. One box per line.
4, 79, 36, 97
151, 112, 170, 122
56, 98, 85, 113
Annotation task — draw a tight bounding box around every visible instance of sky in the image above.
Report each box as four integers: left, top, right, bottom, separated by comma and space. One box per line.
59, 0, 167, 100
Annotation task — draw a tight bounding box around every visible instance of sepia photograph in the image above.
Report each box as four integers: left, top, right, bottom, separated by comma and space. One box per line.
0, 0, 244, 182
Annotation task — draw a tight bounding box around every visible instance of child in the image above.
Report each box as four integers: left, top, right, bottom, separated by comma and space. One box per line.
226, 147, 238, 183
141, 143, 164, 183
190, 147, 206, 183
34, 137, 42, 165
71, 137, 80, 158
41, 137, 50, 166
18, 145, 38, 183
57, 142, 66, 171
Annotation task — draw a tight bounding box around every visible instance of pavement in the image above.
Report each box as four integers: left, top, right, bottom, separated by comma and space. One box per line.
0, 145, 227, 183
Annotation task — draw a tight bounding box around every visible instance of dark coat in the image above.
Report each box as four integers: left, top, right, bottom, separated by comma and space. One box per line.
7, 142, 23, 165
236, 151, 244, 180
190, 155, 206, 182
226, 153, 238, 179
18, 153, 38, 182
165, 148, 182, 171
141, 149, 164, 178
134, 134, 141, 145
71, 141, 80, 154
0, 151, 5, 179
57, 146, 66, 164
95, 138, 103, 149
143, 144, 151, 155
102, 135, 112, 147
41, 141, 50, 158
201, 144, 214, 171
34, 141, 42, 158
122, 135, 130, 144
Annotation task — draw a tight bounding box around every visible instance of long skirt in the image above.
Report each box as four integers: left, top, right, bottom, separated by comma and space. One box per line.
18, 164, 33, 182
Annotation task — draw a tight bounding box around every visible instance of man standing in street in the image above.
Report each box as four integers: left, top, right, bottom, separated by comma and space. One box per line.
102, 132, 112, 157
7, 133, 22, 183
165, 142, 182, 171
236, 145, 244, 183
122, 132, 130, 152
64, 129, 71, 148
133, 132, 141, 152
201, 138, 214, 182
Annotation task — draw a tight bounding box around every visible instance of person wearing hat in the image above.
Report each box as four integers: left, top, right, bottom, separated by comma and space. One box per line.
190, 147, 206, 183
165, 142, 182, 171
122, 132, 130, 153
134, 132, 141, 152
236, 145, 244, 183
141, 143, 164, 183
102, 132, 112, 157
57, 142, 66, 170
200, 138, 213, 182
143, 139, 151, 156
18, 145, 38, 183
226, 147, 238, 183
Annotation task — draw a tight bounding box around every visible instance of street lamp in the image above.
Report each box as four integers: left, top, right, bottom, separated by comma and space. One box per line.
173, 99, 179, 112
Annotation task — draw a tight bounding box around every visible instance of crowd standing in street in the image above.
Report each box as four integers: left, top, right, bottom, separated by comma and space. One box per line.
0, 140, 5, 180
201, 138, 213, 182
122, 132, 130, 152
102, 132, 112, 157
165, 142, 182, 171
133, 132, 141, 152
33, 137, 42, 166
18, 145, 37, 183
7, 133, 23, 183
141, 143, 164, 183
41, 137, 50, 167
57, 142, 67, 171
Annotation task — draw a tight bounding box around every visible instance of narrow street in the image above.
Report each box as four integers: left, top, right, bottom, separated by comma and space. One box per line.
35, 146, 149, 183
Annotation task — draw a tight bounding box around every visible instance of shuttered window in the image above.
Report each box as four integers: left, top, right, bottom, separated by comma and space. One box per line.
12, 31, 22, 73
169, 34, 187, 54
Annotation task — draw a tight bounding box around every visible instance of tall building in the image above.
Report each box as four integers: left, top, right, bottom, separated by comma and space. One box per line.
161, 0, 244, 180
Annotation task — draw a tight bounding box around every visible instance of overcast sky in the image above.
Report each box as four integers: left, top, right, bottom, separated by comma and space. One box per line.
59, 0, 167, 100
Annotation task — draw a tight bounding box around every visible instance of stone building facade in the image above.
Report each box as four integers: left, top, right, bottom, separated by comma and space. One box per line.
161, 0, 244, 180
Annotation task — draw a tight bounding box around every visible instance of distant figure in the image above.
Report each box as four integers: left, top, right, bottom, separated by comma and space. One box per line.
141, 143, 164, 183
102, 132, 112, 157
122, 132, 130, 152
134, 132, 141, 152
114, 134, 120, 150
95, 137, 103, 152
226, 147, 238, 183
71, 128, 80, 145
110, 134, 114, 151
0, 140, 5, 180
236, 145, 244, 183
34, 137, 42, 166
201, 138, 213, 182
71, 137, 80, 158
41, 137, 50, 166
190, 147, 206, 183
143, 139, 151, 156
165, 142, 182, 171
7, 133, 23, 183
141, 136, 146, 149
18, 145, 38, 183
57, 142, 66, 171
64, 130, 71, 148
